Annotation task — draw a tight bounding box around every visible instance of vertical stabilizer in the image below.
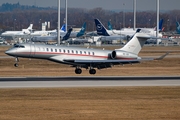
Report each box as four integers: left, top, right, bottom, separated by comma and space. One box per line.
176, 22, 180, 34
62, 28, 72, 40
94, 19, 110, 36
108, 21, 113, 30
159, 19, 163, 31
154, 19, 163, 31
76, 22, 86, 37
27, 24, 33, 30
119, 32, 150, 55
61, 24, 66, 32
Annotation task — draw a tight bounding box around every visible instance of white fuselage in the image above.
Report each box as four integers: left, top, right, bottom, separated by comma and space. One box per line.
6, 43, 138, 63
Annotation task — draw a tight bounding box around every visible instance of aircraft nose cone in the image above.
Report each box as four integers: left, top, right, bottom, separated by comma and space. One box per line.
5, 50, 11, 55
5, 49, 15, 56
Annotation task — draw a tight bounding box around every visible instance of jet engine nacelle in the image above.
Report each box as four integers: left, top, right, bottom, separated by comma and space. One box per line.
110, 50, 138, 59
22, 29, 31, 35
111, 50, 122, 59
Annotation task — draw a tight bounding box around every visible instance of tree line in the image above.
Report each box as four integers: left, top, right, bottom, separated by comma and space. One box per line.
0, 3, 179, 33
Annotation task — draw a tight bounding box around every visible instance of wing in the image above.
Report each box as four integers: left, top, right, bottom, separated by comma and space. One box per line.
49, 52, 168, 69
63, 59, 142, 69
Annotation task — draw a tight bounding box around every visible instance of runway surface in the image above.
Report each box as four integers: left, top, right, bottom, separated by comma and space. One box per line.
0, 76, 180, 88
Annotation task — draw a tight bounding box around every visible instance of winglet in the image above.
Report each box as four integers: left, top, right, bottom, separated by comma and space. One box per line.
155, 52, 169, 60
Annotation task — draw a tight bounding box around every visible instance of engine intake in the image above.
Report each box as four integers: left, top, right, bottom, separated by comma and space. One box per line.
111, 50, 117, 59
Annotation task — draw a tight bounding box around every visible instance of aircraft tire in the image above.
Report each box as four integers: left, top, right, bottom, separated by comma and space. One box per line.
89, 69, 96, 74
75, 68, 82, 74
14, 63, 18, 67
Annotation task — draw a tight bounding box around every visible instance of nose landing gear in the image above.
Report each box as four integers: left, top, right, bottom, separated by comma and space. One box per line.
14, 57, 19, 67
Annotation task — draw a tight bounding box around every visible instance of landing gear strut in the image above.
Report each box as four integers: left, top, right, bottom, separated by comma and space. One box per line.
75, 68, 82, 74
14, 57, 19, 67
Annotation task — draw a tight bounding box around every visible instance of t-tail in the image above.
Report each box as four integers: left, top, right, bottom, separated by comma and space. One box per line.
62, 28, 72, 40
118, 29, 151, 55
176, 21, 180, 34
76, 22, 86, 37
94, 18, 110, 36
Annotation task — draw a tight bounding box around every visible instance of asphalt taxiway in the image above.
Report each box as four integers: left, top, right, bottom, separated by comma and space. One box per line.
0, 76, 180, 88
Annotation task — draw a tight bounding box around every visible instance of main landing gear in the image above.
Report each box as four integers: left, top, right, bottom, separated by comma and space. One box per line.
75, 68, 82, 74
14, 57, 19, 67
74, 67, 96, 75
89, 68, 96, 74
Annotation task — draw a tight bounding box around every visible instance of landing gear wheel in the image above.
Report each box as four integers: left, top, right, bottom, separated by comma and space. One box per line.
75, 68, 82, 74
14, 63, 18, 67
89, 69, 96, 74
14, 57, 19, 67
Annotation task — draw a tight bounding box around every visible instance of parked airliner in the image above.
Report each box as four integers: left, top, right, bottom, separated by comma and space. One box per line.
5, 30, 167, 75
1, 24, 33, 36
95, 18, 163, 38
31, 28, 72, 42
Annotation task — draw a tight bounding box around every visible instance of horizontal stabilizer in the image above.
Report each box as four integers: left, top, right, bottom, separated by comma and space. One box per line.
155, 52, 169, 60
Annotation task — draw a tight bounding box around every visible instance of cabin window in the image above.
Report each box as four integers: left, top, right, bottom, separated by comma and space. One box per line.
80, 51, 82, 54
55, 49, 57, 52
92, 52, 95, 55
84, 51, 86, 54
88, 52, 90, 55
76, 51, 78, 54
72, 50, 74, 54
63, 50, 66, 53
46, 48, 49, 52
67, 50, 70, 53
59, 49, 61, 52
51, 48, 53, 52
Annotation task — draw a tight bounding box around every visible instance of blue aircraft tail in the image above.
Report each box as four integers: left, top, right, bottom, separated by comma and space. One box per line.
159, 19, 163, 31
176, 21, 180, 34
61, 24, 66, 32
154, 19, 164, 31
76, 22, 86, 37
62, 28, 72, 40
108, 21, 113, 30
94, 18, 110, 36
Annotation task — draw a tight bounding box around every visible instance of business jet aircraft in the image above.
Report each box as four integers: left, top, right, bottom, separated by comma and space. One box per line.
30, 24, 66, 36
5, 30, 167, 75
1, 24, 33, 36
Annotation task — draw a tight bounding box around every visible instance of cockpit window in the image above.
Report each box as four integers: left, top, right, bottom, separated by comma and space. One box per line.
14, 44, 25, 48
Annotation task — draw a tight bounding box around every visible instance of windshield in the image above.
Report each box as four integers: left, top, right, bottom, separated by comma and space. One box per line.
14, 44, 25, 48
